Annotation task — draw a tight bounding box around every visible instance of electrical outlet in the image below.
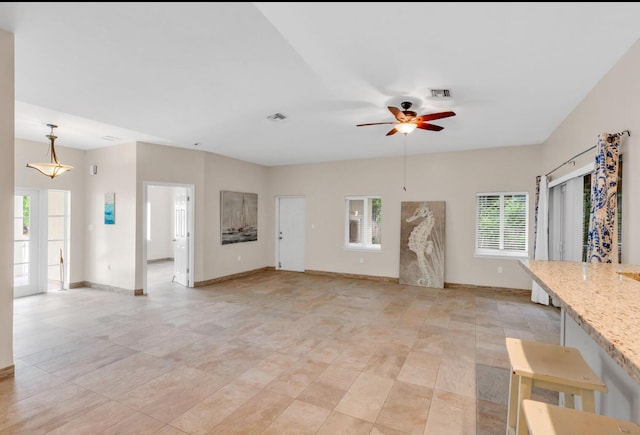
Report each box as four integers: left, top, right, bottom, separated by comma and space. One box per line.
360, 257, 364, 264
497, 267, 503, 274
237, 256, 242, 262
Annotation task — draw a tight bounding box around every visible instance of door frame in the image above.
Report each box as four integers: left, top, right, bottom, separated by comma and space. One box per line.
548, 163, 592, 262
275, 195, 306, 272
142, 181, 195, 293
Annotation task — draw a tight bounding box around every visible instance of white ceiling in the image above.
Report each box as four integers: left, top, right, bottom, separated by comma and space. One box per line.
2, 2, 640, 166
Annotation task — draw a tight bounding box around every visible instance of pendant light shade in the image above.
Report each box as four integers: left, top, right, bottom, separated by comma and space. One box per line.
26, 124, 73, 179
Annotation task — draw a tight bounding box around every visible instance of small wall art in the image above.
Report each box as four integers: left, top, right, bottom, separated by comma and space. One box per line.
399, 201, 445, 288
104, 192, 115, 225
221, 190, 257, 244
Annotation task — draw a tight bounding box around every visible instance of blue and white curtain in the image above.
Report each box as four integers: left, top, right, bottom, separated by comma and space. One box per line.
531, 175, 550, 305
587, 133, 620, 263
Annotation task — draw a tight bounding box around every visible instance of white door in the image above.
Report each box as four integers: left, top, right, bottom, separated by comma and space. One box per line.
276, 196, 306, 272
173, 189, 190, 286
14, 189, 42, 298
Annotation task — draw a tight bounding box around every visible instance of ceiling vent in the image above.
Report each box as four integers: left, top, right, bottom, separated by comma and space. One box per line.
102, 135, 121, 141
267, 112, 287, 121
428, 89, 452, 99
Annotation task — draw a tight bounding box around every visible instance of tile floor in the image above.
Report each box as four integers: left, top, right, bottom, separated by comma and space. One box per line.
2, 262, 560, 434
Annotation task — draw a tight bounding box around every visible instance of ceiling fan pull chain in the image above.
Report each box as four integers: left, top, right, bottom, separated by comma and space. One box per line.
403, 135, 407, 191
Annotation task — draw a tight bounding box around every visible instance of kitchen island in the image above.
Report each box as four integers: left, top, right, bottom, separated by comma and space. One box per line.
520, 260, 640, 423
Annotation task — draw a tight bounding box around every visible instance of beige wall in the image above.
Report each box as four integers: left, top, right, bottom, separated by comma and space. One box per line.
14, 139, 86, 285
0, 29, 15, 370
542, 39, 640, 263
267, 143, 542, 289
202, 152, 270, 280
136, 142, 270, 285
85, 143, 137, 291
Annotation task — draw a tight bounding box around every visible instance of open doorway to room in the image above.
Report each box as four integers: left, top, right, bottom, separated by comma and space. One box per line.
143, 183, 194, 291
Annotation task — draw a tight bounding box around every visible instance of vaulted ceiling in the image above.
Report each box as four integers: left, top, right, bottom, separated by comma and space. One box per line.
1, 2, 640, 166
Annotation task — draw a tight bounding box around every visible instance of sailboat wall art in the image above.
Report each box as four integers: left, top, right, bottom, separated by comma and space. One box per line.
221, 191, 258, 245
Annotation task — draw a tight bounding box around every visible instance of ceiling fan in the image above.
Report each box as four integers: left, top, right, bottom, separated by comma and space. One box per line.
356, 101, 456, 136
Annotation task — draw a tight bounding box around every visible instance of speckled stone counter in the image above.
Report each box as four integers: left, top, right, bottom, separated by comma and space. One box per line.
519, 260, 640, 384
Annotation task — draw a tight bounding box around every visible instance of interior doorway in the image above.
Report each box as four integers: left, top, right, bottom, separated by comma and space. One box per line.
143, 182, 194, 291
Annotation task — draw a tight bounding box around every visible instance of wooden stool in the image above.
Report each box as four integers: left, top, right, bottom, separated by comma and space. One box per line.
523, 399, 640, 434
505, 337, 607, 435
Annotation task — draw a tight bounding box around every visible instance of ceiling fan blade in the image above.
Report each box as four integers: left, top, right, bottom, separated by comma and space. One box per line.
417, 123, 444, 131
417, 111, 456, 122
387, 106, 408, 122
356, 122, 396, 127
386, 127, 398, 136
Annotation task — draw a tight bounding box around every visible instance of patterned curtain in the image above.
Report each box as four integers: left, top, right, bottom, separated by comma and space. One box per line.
587, 133, 621, 263
531, 175, 549, 305
533, 176, 540, 255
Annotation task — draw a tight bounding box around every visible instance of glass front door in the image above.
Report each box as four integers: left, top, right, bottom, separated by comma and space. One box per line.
14, 189, 41, 298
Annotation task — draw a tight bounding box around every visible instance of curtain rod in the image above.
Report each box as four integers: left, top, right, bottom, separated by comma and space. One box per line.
544, 130, 631, 177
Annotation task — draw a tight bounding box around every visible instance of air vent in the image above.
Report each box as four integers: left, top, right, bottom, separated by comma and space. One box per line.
102, 135, 121, 141
267, 112, 287, 121
428, 89, 452, 99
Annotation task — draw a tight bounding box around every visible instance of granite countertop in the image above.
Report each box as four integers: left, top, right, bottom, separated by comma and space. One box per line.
520, 260, 640, 384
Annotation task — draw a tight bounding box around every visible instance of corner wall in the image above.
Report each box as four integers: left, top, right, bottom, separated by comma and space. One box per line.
0, 29, 15, 372
85, 143, 138, 292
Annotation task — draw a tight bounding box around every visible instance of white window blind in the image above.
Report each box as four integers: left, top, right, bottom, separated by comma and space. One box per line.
476, 192, 528, 257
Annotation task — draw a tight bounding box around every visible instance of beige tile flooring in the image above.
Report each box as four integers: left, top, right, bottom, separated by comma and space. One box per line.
3, 263, 560, 434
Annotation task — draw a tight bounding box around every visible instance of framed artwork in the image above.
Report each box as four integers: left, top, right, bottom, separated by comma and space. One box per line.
221, 190, 258, 244
104, 192, 115, 225
399, 201, 445, 288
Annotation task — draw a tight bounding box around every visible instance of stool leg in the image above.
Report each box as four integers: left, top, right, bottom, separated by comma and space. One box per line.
507, 371, 519, 434
581, 390, 596, 413
517, 377, 533, 435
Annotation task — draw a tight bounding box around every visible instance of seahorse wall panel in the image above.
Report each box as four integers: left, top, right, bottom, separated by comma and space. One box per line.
399, 201, 445, 288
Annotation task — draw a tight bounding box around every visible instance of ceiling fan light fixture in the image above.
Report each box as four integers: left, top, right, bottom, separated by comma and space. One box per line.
26, 124, 74, 179
396, 122, 417, 135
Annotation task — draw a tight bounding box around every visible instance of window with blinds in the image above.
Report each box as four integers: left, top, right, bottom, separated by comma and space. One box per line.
475, 192, 528, 257
345, 196, 382, 250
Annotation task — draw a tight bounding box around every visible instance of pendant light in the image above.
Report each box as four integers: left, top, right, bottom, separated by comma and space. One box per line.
26, 124, 73, 179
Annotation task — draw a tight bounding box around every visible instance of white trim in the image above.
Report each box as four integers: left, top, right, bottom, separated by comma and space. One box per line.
548, 163, 592, 188
344, 195, 382, 250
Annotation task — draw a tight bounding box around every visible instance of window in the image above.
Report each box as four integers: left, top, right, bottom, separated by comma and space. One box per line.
345, 196, 381, 250
476, 192, 528, 257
